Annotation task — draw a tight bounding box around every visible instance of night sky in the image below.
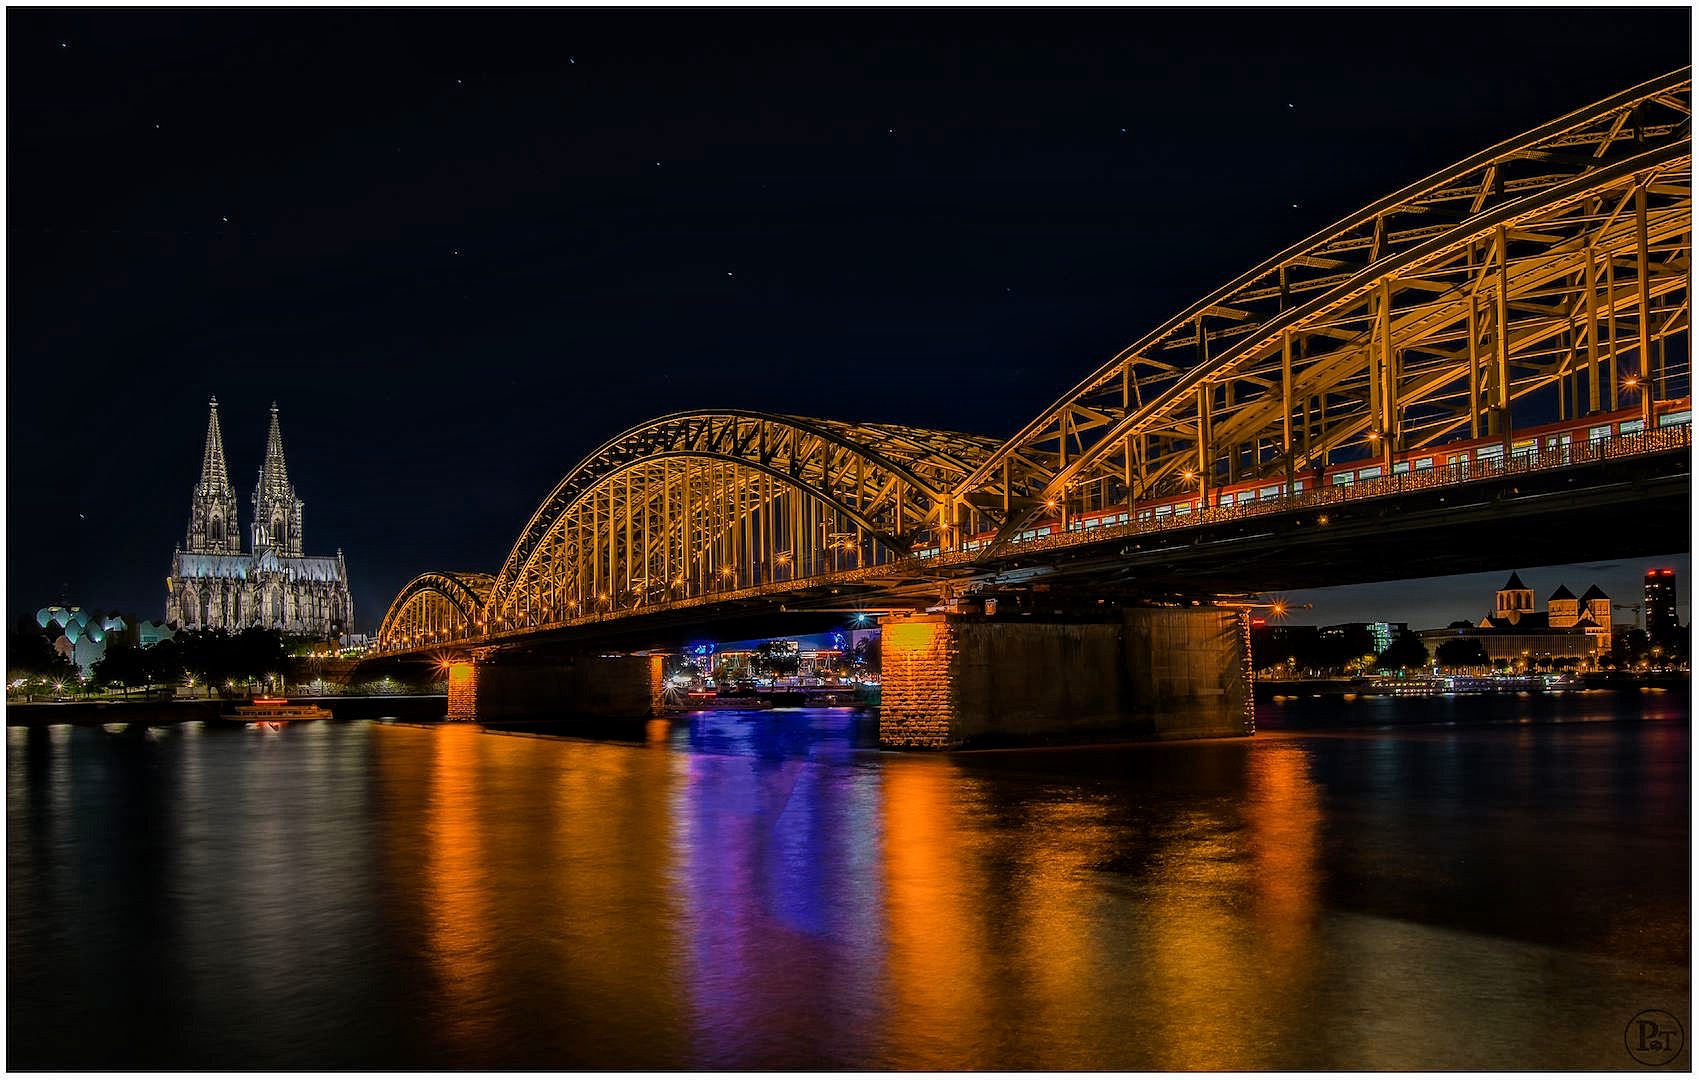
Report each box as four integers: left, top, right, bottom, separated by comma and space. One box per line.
8, 8, 1692, 633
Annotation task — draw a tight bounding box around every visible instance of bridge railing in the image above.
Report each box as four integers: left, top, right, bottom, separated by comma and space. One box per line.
376, 423, 1688, 650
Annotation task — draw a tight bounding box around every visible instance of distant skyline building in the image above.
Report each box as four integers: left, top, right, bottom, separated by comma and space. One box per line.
1644, 567, 1680, 649
1419, 571, 1611, 664
165, 399, 354, 636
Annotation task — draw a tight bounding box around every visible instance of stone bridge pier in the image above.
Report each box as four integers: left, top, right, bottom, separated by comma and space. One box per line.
446, 650, 665, 722
877, 607, 1252, 749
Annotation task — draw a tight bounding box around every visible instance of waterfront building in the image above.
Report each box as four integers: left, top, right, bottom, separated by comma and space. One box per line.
1321, 621, 1408, 656
165, 399, 354, 637
1421, 571, 1612, 665
1644, 567, 1680, 650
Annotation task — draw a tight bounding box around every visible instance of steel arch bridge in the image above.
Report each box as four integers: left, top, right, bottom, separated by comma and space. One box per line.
480, 411, 1049, 631
376, 571, 495, 650
374, 69, 1691, 653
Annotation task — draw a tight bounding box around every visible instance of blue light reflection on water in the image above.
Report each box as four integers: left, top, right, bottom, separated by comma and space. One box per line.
6, 693, 1690, 1069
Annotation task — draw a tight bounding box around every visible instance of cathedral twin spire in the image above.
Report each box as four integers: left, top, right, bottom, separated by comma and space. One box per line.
187, 397, 240, 554
197, 396, 233, 499
252, 402, 304, 556
186, 398, 304, 556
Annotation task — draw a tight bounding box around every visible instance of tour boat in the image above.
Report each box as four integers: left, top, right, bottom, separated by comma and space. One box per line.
217, 697, 335, 724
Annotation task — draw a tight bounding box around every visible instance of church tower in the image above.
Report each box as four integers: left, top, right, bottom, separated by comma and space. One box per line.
251, 402, 305, 556
1493, 571, 1535, 624
185, 397, 240, 554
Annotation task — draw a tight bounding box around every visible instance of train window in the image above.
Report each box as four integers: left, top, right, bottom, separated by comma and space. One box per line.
1392, 462, 1410, 475
1260, 485, 1281, 499
1658, 410, 1690, 427
1235, 490, 1256, 505
1477, 444, 1504, 462
1620, 419, 1644, 434
1358, 466, 1382, 480
1331, 472, 1354, 486
1589, 424, 1613, 441
1414, 457, 1433, 471
1511, 439, 1536, 460
1173, 501, 1191, 516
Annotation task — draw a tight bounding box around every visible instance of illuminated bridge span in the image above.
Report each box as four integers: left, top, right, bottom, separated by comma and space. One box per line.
376, 70, 1692, 654
376, 571, 493, 653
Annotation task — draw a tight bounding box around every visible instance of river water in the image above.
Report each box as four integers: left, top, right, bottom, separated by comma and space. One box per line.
7, 691, 1690, 1069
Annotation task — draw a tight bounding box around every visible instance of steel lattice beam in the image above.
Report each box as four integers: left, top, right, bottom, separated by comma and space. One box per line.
484, 411, 1049, 629
949, 69, 1692, 543
375, 571, 494, 648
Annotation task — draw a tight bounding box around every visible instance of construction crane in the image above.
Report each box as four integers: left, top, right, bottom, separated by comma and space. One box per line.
1613, 602, 1643, 628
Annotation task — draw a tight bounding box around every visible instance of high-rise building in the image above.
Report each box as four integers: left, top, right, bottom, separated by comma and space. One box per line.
166, 399, 355, 636
1644, 567, 1680, 650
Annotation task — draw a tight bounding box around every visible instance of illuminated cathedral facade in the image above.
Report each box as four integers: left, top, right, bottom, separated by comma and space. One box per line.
166, 398, 354, 637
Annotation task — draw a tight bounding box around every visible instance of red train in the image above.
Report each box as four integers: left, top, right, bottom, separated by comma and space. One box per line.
934, 398, 1691, 556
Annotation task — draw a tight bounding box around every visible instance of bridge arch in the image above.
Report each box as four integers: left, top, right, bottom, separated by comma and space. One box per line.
950, 68, 1692, 539
375, 571, 494, 651
485, 411, 1035, 628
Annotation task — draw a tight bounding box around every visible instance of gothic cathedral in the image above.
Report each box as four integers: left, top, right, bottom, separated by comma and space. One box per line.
166, 398, 355, 637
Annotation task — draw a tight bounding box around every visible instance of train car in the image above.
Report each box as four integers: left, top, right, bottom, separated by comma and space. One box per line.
939, 398, 1690, 555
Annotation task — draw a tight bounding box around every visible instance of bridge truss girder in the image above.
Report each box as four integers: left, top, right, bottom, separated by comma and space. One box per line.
950, 69, 1692, 539
375, 571, 494, 651
487, 412, 1044, 628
